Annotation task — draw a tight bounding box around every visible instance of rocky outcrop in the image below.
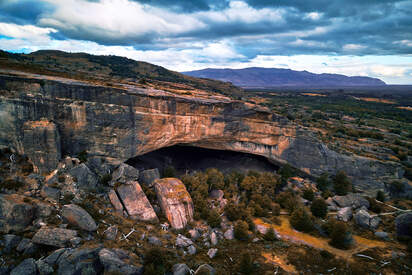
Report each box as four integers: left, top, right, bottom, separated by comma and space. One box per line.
0, 73, 403, 193
154, 178, 194, 229
113, 181, 158, 222
139, 168, 160, 187
354, 209, 381, 230
332, 193, 370, 209
110, 163, 139, 186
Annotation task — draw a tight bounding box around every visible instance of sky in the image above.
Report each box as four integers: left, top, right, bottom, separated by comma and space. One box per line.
0, 0, 412, 84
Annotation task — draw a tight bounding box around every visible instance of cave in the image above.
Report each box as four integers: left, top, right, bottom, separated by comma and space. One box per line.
126, 144, 279, 176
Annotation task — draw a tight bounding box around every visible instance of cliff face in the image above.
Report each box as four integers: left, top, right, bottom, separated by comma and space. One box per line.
0, 72, 402, 193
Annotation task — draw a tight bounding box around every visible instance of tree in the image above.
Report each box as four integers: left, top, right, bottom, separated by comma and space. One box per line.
225, 201, 241, 221
263, 227, 277, 241
206, 168, 225, 190
162, 165, 176, 178
238, 253, 256, 274
376, 190, 385, 202
279, 164, 294, 182
328, 221, 352, 249
302, 188, 315, 201
311, 198, 328, 219
207, 209, 221, 228
290, 208, 313, 232
333, 171, 352, 196
234, 220, 249, 240
316, 173, 330, 191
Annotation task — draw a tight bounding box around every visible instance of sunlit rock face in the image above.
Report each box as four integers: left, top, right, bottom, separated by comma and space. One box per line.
154, 178, 194, 229
0, 73, 403, 193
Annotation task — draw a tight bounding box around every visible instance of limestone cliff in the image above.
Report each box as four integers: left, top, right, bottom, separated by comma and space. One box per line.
0, 71, 403, 193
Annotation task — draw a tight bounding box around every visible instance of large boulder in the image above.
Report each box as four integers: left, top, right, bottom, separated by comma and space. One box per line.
116, 181, 158, 222
69, 163, 98, 191
336, 207, 353, 222
32, 227, 78, 247
10, 258, 37, 275
395, 212, 412, 239
0, 194, 35, 233
110, 163, 139, 185
57, 248, 103, 275
194, 264, 216, 275
62, 204, 97, 231
98, 248, 143, 275
108, 189, 124, 213
139, 168, 160, 187
154, 178, 194, 229
172, 263, 191, 275
354, 209, 381, 230
332, 193, 369, 209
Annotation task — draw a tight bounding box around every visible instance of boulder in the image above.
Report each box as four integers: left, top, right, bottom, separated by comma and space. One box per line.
187, 245, 197, 255
224, 228, 234, 240
2, 234, 21, 253
10, 258, 37, 275
116, 181, 158, 222
69, 163, 98, 191
44, 248, 68, 266
139, 168, 160, 187
0, 194, 35, 233
32, 227, 78, 247
108, 189, 124, 213
210, 231, 218, 246
36, 259, 54, 275
332, 193, 369, 209
99, 248, 143, 275
172, 263, 191, 275
194, 264, 216, 275
16, 238, 37, 255
209, 190, 224, 200
336, 207, 353, 222
154, 178, 194, 229
62, 204, 97, 231
40, 186, 60, 201
110, 163, 139, 185
395, 212, 412, 239
104, 225, 118, 241
176, 234, 194, 248
147, 236, 162, 246
354, 209, 381, 230
189, 229, 200, 240
375, 231, 389, 240
57, 248, 103, 275
207, 248, 218, 259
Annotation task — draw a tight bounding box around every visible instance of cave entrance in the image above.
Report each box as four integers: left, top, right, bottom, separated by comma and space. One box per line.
126, 144, 279, 176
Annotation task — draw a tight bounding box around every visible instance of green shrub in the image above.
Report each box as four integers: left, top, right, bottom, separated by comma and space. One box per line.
100, 173, 112, 185
238, 253, 256, 274
311, 198, 328, 219
376, 190, 385, 202
143, 247, 168, 275
271, 203, 281, 216
316, 173, 330, 191
290, 208, 313, 232
77, 150, 88, 163
328, 220, 352, 249
367, 197, 382, 214
302, 188, 314, 201
234, 220, 249, 240
162, 165, 176, 178
333, 171, 352, 196
277, 191, 300, 212
263, 227, 277, 241
225, 201, 245, 221
206, 209, 221, 228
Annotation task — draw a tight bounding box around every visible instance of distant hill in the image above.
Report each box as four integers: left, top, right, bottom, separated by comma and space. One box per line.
0, 50, 242, 97
182, 67, 386, 88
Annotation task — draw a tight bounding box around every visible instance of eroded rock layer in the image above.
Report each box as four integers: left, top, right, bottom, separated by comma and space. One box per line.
0, 72, 403, 193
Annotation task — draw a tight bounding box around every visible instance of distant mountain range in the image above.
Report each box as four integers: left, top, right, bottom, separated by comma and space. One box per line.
182, 67, 386, 88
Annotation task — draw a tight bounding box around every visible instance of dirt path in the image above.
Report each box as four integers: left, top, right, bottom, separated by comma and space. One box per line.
256, 216, 388, 260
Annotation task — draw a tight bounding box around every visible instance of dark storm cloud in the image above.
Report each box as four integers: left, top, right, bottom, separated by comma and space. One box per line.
1, 0, 411, 56
0, 0, 53, 24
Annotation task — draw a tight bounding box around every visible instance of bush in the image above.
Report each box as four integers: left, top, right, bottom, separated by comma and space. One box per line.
238, 253, 256, 274
328, 220, 352, 249
224, 201, 248, 221
333, 171, 352, 196
290, 208, 313, 232
376, 190, 385, 202
277, 191, 300, 212
311, 198, 328, 219
263, 227, 277, 241
206, 209, 221, 228
278, 164, 294, 181
271, 203, 281, 216
367, 197, 382, 214
77, 150, 88, 163
143, 248, 168, 275
162, 165, 176, 178
302, 188, 315, 201
316, 173, 330, 191
234, 220, 249, 240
